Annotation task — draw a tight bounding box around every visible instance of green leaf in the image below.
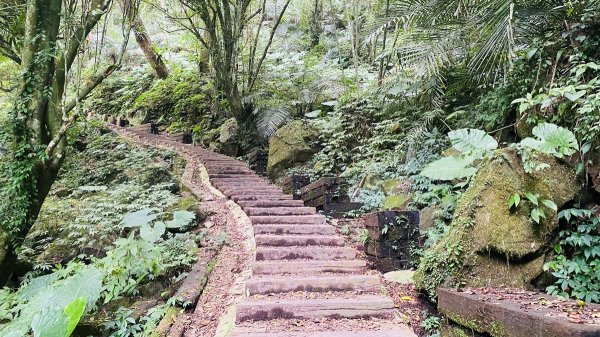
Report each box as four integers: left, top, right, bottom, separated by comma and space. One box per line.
520, 123, 579, 157
31, 266, 102, 314
524, 192, 539, 206
31, 306, 68, 337
508, 193, 521, 209
4, 332, 25, 337
564, 90, 587, 101
448, 129, 498, 155
542, 199, 558, 212
140, 221, 166, 243
304, 110, 321, 118
121, 208, 158, 228
165, 210, 196, 231
64, 298, 86, 337
420, 157, 477, 181
531, 208, 541, 223
17, 273, 59, 300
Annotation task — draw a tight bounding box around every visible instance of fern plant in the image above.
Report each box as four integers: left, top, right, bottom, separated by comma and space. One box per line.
420, 128, 498, 181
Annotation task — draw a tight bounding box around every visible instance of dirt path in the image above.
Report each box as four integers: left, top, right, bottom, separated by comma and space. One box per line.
111, 125, 416, 337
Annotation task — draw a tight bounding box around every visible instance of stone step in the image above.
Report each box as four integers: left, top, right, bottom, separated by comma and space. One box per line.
211, 179, 270, 185
212, 181, 276, 193
256, 246, 356, 261
253, 260, 366, 275
237, 200, 306, 209
232, 195, 294, 202
245, 207, 316, 216
250, 215, 326, 225
210, 174, 257, 179
254, 225, 336, 235
231, 330, 415, 337
221, 189, 283, 197
245, 275, 381, 295
236, 296, 394, 322
207, 169, 255, 175
212, 182, 273, 189
255, 235, 344, 247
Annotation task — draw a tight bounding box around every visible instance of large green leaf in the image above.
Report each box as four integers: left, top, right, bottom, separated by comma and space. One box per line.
121, 208, 158, 228
64, 298, 86, 337
140, 221, 166, 243
420, 156, 478, 181
31, 306, 68, 337
165, 210, 196, 232
521, 123, 579, 157
448, 128, 498, 155
32, 266, 102, 313
17, 273, 59, 300
4, 331, 25, 337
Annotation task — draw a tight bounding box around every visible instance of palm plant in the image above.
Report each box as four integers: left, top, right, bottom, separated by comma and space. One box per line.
366, 0, 600, 105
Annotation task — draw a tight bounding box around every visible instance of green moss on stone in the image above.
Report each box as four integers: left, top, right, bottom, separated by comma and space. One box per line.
267, 120, 319, 178
415, 148, 578, 300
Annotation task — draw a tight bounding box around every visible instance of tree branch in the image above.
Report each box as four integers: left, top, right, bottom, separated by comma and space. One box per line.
247, 0, 291, 92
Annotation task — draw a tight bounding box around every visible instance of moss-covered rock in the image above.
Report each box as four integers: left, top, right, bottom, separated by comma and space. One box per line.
415, 148, 579, 299
219, 118, 239, 156
383, 194, 412, 210
267, 120, 319, 179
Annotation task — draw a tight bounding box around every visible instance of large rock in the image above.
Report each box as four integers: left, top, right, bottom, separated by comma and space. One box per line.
415, 148, 579, 299
588, 151, 600, 193
267, 120, 319, 178
219, 118, 239, 156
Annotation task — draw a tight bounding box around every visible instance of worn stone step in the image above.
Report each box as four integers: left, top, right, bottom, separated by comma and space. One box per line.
212, 181, 272, 189
256, 246, 356, 261
245, 207, 315, 216
254, 225, 336, 235
207, 169, 255, 175
255, 235, 344, 247
209, 172, 256, 177
235, 296, 394, 322
245, 275, 380, 295
221, 189, 283, 197
237, 200, 306, 209
210, 179, 272, 188
211, 178, 271, 183
232, 195, 294, 202
253, 260, 366, 275
250, 215, 326, 225
231, 330, 415, 337
212, 182, 272, 189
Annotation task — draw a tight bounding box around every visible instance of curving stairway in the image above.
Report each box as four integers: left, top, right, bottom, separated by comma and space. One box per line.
112, 125, 416, 337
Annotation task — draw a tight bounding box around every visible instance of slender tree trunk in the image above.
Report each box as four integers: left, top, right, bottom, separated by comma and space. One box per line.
378, 0, 390, 85
122, 0, 168, 79
309, 0, 322, 47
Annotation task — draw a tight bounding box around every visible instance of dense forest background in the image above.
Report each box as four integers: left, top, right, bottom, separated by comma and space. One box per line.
0, 0, 599, 336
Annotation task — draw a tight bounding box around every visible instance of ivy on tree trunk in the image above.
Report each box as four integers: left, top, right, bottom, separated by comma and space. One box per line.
0, 0, 114, 285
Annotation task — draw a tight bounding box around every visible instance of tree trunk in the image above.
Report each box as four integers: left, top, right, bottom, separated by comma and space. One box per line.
0, 0, 112, 285
123, 0, 169, 79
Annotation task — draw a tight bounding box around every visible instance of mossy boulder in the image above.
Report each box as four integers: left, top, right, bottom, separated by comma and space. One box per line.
415, 148, 579, 299
218, 118, 239, 156
267, 120, 319, 178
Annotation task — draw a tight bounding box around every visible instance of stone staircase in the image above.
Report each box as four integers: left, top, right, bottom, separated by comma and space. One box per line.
112, 125, 416, 337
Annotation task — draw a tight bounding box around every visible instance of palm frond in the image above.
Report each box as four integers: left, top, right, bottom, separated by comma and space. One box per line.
255, 106, 292, 138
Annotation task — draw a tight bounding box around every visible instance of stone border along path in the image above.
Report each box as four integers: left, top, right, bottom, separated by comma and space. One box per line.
110, 124, 416, 337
